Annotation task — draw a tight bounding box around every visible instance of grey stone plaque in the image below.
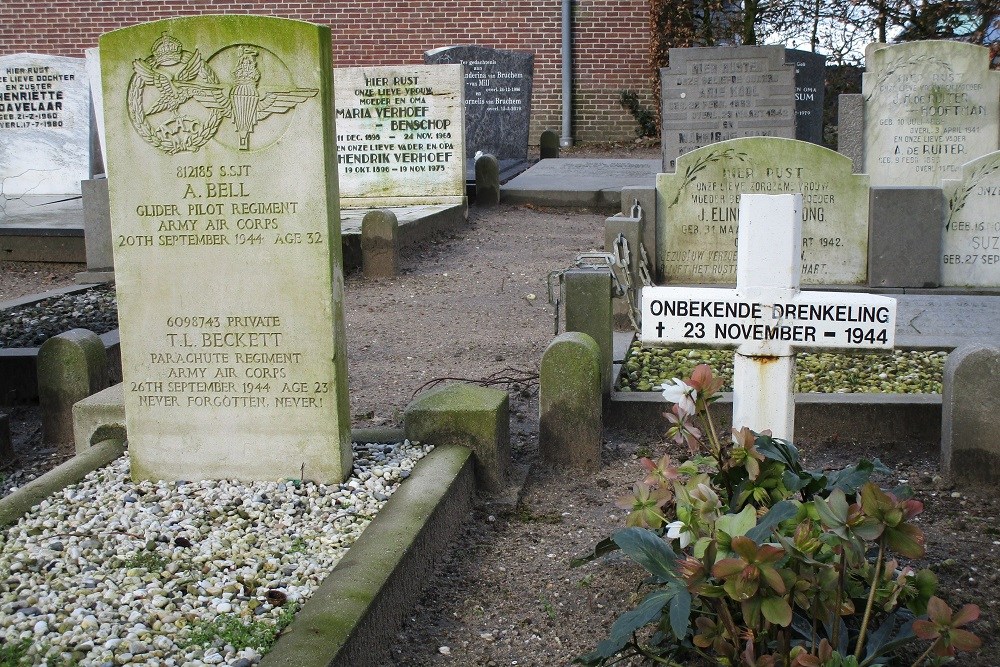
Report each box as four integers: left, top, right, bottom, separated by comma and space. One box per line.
0, 53, 89, 195
660, 46, 796, 171
863, 41, 1000, 187
424, 45, 533, 165
657, 137, 870, 285
787, 49, 826, 145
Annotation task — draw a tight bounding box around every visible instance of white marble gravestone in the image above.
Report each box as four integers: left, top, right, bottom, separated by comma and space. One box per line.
642, 194, 896, 438
0, 53, 89, 195
657, 137, 870, 285
101, 16, 352, 482
333, 65, 465, 208
863, 41, 1000, 188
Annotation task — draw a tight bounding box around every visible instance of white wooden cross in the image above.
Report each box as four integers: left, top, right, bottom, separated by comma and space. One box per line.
640, 194, 897, 440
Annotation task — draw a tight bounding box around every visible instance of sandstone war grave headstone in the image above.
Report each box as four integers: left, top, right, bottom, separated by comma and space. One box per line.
660, 46, 796, 172
941, 151, 1000, 286
863, 41, 1000, 188
334, 65, 465, 209
657, 137, 870, 285
787, 49, 826, 145
424, 45, 534, 179
100, 16, 351, 482
0, 53, 89, 196
642, 194, 897, 438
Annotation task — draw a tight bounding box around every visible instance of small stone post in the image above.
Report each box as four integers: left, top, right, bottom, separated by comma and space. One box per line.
564, 268, 613, 395
361, 209, 399, 279
540, 130, 560, 159
475, 153, 500, 206
404, 383, 510, 492
942, 343, 1000, 485
37, 328, 109, 447
539, 332, 602, 468
0, 413, 13, 468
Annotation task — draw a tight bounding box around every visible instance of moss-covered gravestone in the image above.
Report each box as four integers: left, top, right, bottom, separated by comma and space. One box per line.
37, 328, 109, 447
100, 16, 351, 482
942, 344, 1000, 485
539, 332, 602, 468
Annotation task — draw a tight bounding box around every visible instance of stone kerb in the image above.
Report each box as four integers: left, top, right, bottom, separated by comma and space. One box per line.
361, 209, 399, 278
37, 328, 109, 447
334, 65, 467, 209
474, 153, 500, 206
0, 52, 90, 195
656, 137, 870, 286
941, 151, 1000, 287
403, 383, 510, 493
941, 343, 1000, 485
101, 16, 352, 483
539, 332, 602, 468
862, 41, 1000, 188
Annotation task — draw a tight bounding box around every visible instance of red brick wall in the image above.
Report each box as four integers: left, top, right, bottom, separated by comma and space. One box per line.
0, 0, 652, 143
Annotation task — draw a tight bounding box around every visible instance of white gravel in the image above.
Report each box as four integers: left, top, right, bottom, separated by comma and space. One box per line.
0, 440, 432, 666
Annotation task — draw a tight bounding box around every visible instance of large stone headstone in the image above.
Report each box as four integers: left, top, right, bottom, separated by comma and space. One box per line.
660, 46, 796, 171
941, 151, 1000, 286
0, 53, 89, 195
788, 49, 826, 145
657, 137, 870, 285
100, 16, 352, 482
424, 45, 534, 168
863, 41, 1000, 188
333, 65, 466, 208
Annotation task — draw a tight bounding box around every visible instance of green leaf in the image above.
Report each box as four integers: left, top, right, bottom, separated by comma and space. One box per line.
716, 505, 758, 542
613, 528, 678, 581
860, 617, 916, 667
746, 500, 799, 543
593, 588, 677, 658
668, 586, 692, 640
571, 536, 620, 568
827, 459, 891, 494
760, 596, 792, 626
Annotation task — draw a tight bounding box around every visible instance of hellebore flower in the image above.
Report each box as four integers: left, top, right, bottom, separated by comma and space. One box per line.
661, 378, 697, 417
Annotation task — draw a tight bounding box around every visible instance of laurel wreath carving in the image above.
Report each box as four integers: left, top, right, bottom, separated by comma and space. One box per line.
667, 148, 749, 208
863, 54, 954, 102
945, 155, 1000, 230
127, 53, 223, 155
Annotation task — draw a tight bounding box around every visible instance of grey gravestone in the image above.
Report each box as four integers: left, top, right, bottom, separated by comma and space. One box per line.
37, 328, 108, 447
425, 45, 533, 177
474, 153, 500, 206
361, 209, 398, 278
942, 343, 1000, 485
868, 187, 943, 288
540, 129, 560, 159
539, 332, 602, 469
660, 46, 796, 171
863, 41, 1000, 188
787, 49, 826, 145
333, 65, 466, 209
657, 137, 870, 285
941, 151, 1000, 286
101, 16, 352, 483
0, 53, 89, 195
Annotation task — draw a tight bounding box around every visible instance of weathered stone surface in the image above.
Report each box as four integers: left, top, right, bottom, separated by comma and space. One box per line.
868, 187, 943, 288
0, 53, 90, 195
334, 65, 466, 209
37, 328, 108, 447
81, 178, 112, 271
475, 153, 500, 206
564, 268, 613, 394
424, 45, 533, 163
403, 383, 509, 493
863, 41, 1000, 187
657, 137, 870, 285
72, 382, 126, 454
101, 16, 351, 482
539, 332, 602, 468
539, 129, 560, 159
361, 209, 399, 279
837, 94, 864, 173
942, 344, 1000, 485
660, 46, 796, 171
941, 151, 1000, 286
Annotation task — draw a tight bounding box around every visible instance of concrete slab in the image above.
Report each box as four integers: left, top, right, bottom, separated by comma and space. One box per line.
501, 158, 660, 212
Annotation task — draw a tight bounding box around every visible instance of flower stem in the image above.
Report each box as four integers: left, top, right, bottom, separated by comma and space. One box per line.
910, 638, 941, 667
832, 549, 846, 650
854, 539, 885, 659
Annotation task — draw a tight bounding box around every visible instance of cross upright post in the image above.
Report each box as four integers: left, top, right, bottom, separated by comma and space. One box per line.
641, 193, 897, 440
